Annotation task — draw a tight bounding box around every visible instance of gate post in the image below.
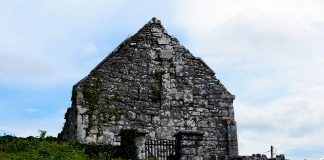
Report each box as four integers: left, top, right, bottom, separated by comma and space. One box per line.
136, 130, 148, 159
174, 130, 204, 160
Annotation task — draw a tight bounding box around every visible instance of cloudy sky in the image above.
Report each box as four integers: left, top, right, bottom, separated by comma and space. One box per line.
0, 0, 323, 159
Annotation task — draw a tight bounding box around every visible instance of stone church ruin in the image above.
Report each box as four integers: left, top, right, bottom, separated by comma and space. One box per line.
59, 17, 240, 159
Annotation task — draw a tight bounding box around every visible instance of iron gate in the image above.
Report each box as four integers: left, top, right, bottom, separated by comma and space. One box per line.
144, 139, 177, 160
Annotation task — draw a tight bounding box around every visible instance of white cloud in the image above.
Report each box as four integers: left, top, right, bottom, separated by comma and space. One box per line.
0, 1, 129, 87
0, 0, 179, 87
1, 0, 324, 159
0, 52, 89, 87
236, 93, 324, 158
175, 0, 324, 35
0, 53, 53, 77
173, 1, 324, 159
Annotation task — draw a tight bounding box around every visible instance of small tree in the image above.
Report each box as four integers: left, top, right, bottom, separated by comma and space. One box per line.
38, 130, 47, 139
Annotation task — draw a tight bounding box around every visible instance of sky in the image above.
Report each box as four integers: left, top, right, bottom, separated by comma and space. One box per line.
0, 0, 323, 159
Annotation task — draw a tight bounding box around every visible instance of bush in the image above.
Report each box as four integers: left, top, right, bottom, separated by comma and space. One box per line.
0, 128, 140, 159
0, 135, 86, 159
71, 142, 120, 159
0, 135, 121, 160
120, 128, 139, 160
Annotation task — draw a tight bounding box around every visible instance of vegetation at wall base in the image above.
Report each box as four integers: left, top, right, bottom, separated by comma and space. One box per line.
0, 135, 122, 160
120, 128, 139, 160
0, 128, 140, 160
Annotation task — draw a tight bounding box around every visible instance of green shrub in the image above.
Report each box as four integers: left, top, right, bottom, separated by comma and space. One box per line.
0, 135, 122, 160
0, 135, 86, 160
120, 128, 139, 160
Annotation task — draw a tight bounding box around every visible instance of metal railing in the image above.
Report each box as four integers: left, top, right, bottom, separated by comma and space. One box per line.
144, 139, 176, 160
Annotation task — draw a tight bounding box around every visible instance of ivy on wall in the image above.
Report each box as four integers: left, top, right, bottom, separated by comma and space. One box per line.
81, 71, 124, 137
82, 71, 103, 136
151, 84, 163, 102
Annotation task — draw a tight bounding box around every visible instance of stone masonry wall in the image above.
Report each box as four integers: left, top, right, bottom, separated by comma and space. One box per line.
59, 18, 238, 159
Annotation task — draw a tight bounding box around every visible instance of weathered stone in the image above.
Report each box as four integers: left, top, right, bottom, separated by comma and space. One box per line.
157, 35, 171, 44
151, 27, 162, 33
158, 49, 173, 59
59, 17, 238, 159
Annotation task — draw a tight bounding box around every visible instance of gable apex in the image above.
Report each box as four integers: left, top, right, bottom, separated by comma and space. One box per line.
75, 18, 219, 91
148, 17, 161, 24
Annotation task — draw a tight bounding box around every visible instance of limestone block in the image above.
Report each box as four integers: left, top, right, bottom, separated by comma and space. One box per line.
127, 111, 136, 120
152, 116, 160, 124
85, 135, 97, 143
192, 111, 200, 116
158, 49, 173, 59
148, 50, 157, 59
151, 27, 162, 33
184, 89, 193, 103
158, 35, 171, 44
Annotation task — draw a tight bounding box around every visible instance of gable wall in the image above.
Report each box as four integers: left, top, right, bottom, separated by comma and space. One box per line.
59, 18, 238, 158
